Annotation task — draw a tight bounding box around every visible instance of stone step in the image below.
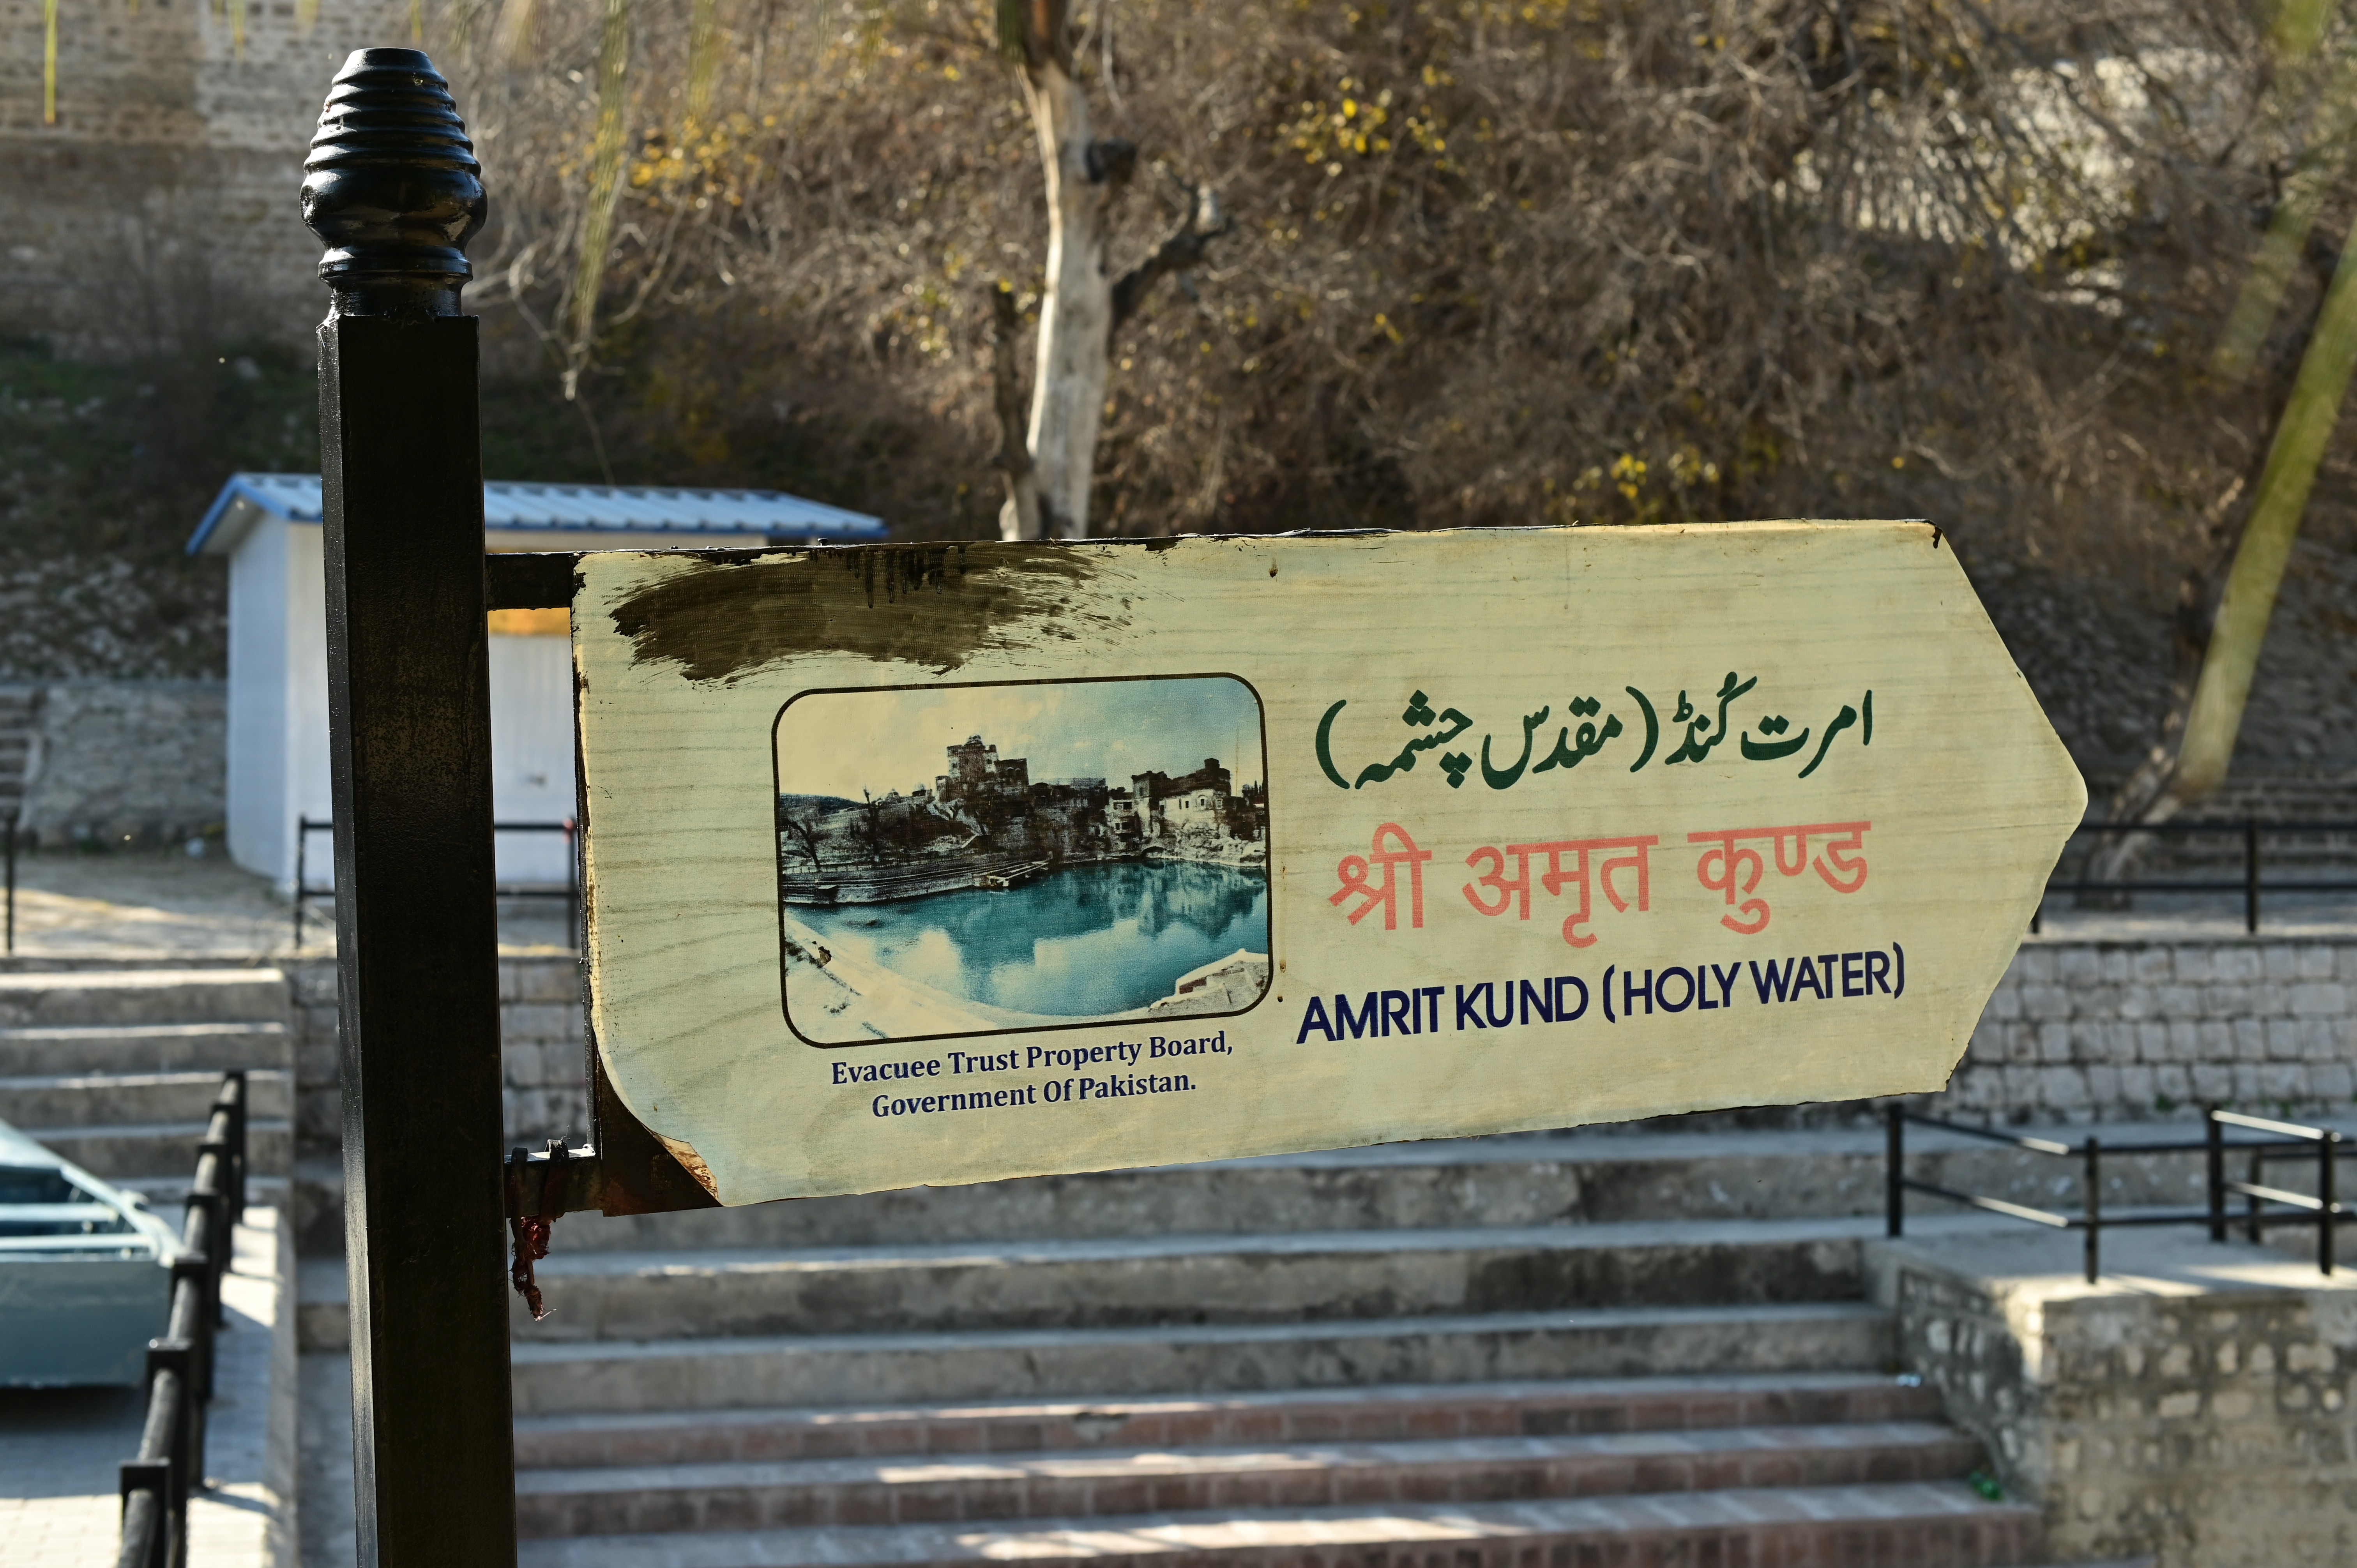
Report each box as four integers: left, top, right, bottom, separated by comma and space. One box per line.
521, 1127, 2223, 1253
500, 1220, 1879, 1342
506, 1303, 1896, 1416
0, 1021, 291, 1075
0, 1067, 292, 1127
19, 1117, 293, 1178
514, 1421, 1984, 1538
510, 1373, 1948, 1469
0, 968, 290, 1028
120, 1172, 290, 1212
511, 1481, 2043, 1568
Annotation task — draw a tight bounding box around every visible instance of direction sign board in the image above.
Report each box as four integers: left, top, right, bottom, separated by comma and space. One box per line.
572, 522, 2084, 1206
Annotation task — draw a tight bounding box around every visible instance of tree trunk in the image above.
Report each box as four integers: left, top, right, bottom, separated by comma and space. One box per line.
989, 285, 1044, 540
993, 0, 1124, 543
1012, 56, 1117, 541
2092, 207, 2357, 883
2170, 213, 2357, 794
991, 0, 1224, 541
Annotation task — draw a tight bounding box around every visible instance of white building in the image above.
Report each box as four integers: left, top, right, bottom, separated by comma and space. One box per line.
1164, 786, 1229, 832
189, 472, 884, 894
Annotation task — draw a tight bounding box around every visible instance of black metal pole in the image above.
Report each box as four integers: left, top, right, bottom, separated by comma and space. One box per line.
293, 819, 308, 950
303, 49, 517, 1568
2321, 1132, 2337, 1276
2207, 1107, 2226, 1242
2248, 1146, 2264, 1243
1886, 1103, 1904, 1238
2245, 818, 2260, 934
4, 807, 16, 954
2083, 1135, 2101, 1284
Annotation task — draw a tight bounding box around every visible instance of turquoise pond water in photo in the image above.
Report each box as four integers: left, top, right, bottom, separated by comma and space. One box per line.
795, 861, 1269, 1017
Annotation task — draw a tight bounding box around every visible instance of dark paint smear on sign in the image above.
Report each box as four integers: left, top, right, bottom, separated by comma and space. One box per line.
606, 543, 1129, 682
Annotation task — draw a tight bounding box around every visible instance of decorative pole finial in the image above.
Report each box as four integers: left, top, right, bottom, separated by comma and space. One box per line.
301, 48, 488, 319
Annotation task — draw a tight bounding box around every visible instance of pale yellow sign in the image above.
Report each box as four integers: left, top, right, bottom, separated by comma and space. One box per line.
573, 523, 2083, 1205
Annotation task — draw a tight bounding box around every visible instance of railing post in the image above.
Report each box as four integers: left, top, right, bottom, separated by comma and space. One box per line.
4, 807, 17, 955
223, 1071, 248, 1225
142, 1342, 193, 1567
2248, 1145, 2265, 1243
304, 48, 518, 1567
2245, 818, 2261, 934
2322, 1131, 2338, 1276
168, 1263, 213, 1489
2083, 1135, 2102, 1284
292, 818, 307, 949
116, 1468, 168, 1568
1886, 1103, 1905, 1238
2207, 1106, 2226, 1241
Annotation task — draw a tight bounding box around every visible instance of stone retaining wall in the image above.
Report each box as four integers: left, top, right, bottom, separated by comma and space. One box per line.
1875, 1232, 2357, 1567
500, 955, 592, 1149
8, 680, 227, 848
289, 954, 589, 1162
1940, 936, 2357, 1125
280, 935, 2357, 1211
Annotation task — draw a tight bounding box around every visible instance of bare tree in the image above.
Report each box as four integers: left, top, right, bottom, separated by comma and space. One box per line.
779, 808, 827, 872
444, 0, 2357, 747
989, 0, 1229, 539
855, 789, 889, 867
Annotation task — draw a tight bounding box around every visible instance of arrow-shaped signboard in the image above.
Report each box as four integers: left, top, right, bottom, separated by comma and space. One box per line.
571, 522, 2083, 1205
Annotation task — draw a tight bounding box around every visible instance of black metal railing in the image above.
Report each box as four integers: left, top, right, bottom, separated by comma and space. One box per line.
1887, 1103, 2344, 1283
4, 807, 17, 955
292, 816, 580, 947
116, 1071, 247, 1568
2034, 818, 2357, 934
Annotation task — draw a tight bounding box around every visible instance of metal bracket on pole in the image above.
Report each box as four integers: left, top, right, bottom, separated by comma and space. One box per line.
303, 46, 517, 1567
504, 1142, 606, 1221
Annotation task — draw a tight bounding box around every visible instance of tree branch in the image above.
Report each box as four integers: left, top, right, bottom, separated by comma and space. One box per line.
1111, 175, 1232, 337
988, 284, 1044, 540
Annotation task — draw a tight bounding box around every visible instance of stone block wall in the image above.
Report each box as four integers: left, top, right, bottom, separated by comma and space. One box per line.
9, 680, 228, 847
0, 0, 415, 356
500, 955, 592, 1150
1878, 1235, 2357, 1566
1941, 937, 2357, 1125
289, 954, 589, 1165
288, 958, 338, 1153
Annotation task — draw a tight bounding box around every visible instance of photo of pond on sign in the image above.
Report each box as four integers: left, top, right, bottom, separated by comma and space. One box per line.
772, 675, 1273, 1045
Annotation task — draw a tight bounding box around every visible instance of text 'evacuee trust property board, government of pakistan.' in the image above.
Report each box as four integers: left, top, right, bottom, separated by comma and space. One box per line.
572, 522, 2085, 1205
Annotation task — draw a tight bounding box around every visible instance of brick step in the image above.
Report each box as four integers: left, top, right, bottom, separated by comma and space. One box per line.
506, 1303, 1896, 1416
501, 1219, 1891, 1342
0, 1021, 291, 1075
0, 1067, 291, 1127
511, 1482, 2043, 1568
0, 968, 290, 1028
513, 1421, 1986, 1538
19, 1117, 293, 1178
511, 1373, 1947, 1469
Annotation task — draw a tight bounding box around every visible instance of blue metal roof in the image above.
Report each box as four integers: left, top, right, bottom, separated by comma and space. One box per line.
188, 472, 886, 555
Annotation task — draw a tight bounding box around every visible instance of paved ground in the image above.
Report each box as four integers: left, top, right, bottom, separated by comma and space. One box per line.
2, 847, 575, 959
298, 1354, 355, 1568
0, 1209, 284, 1567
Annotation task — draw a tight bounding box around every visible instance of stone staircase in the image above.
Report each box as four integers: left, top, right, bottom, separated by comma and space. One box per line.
311, 1132, 2155, 1568
2068, 775, 2357, 906
0, 966, 293, 1201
